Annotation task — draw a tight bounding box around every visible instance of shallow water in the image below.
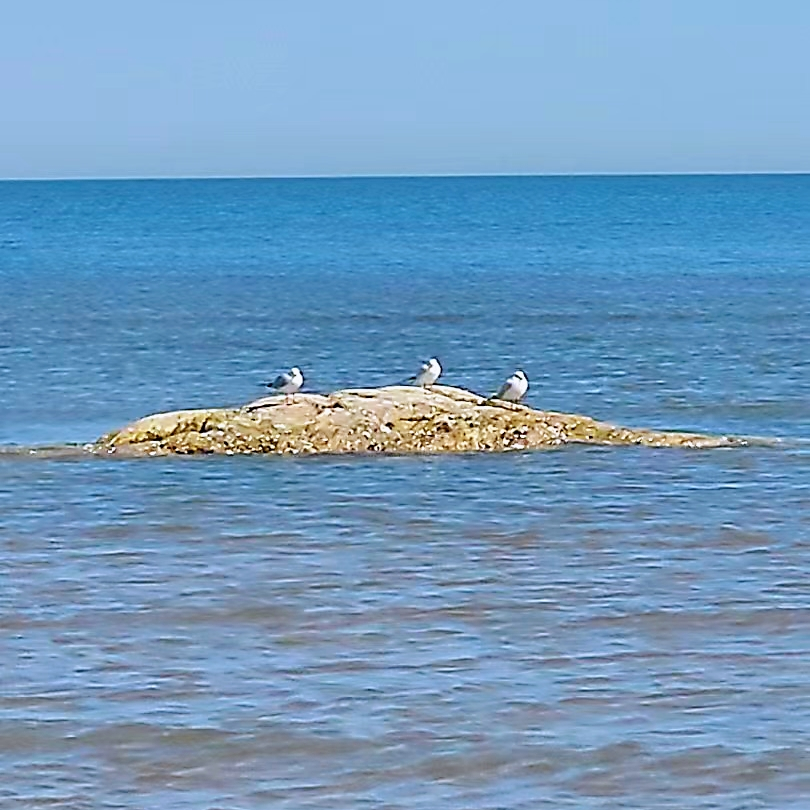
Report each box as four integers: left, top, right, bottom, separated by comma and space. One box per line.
1, 175, 808, 808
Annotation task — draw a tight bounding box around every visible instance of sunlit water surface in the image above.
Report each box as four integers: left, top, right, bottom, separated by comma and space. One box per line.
1, 175, 808, 808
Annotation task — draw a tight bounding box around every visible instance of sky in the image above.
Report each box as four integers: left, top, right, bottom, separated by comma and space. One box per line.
2, 0, 809, 179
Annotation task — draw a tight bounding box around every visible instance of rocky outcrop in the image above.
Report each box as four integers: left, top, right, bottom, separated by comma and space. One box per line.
95, 385, 744, 456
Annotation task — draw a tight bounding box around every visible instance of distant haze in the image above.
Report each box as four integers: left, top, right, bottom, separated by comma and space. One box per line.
2, 0, 809, 179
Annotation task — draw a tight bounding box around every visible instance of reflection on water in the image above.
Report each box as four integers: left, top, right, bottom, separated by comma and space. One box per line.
1, 448, 808, 808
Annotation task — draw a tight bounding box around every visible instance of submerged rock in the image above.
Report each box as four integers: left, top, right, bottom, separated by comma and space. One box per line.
95, 385, 744, 457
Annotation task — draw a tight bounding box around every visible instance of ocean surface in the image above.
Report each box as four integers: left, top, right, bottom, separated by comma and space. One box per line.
0, 174, 808, 808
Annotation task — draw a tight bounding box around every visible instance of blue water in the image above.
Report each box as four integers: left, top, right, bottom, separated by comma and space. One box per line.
1, 175, 808, 809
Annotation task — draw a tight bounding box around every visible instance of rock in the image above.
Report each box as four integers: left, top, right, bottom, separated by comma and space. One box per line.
94, 385, 745, 457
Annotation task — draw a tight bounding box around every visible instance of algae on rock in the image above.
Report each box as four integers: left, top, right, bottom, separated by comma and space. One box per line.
95, 384, 744, 457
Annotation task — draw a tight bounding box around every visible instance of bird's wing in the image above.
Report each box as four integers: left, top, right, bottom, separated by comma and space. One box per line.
270, 373, 290, 389
408, 362, 429, 383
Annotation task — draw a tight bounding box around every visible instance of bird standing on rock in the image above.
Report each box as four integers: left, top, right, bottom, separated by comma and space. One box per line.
412, 357, 442, 387
266, 366, 304, 401
494, 370, 528, 403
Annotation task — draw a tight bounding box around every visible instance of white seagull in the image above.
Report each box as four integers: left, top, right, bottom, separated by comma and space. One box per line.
412, 357, 442, 387
494, 369, 529, 403
266, 366, 304, 400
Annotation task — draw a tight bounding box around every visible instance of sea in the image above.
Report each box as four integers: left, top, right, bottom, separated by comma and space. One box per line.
0, 174, 808, 809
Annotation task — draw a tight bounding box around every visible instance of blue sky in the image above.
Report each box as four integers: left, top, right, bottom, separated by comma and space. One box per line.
2, 0, 809, 178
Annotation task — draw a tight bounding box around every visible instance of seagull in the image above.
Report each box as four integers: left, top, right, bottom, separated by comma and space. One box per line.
266, 366, 304, 401
494, 369, 528, 403
412, 357, 442, 387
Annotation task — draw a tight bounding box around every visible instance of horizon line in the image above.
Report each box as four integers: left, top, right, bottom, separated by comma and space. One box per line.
1, 169, 809, 183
